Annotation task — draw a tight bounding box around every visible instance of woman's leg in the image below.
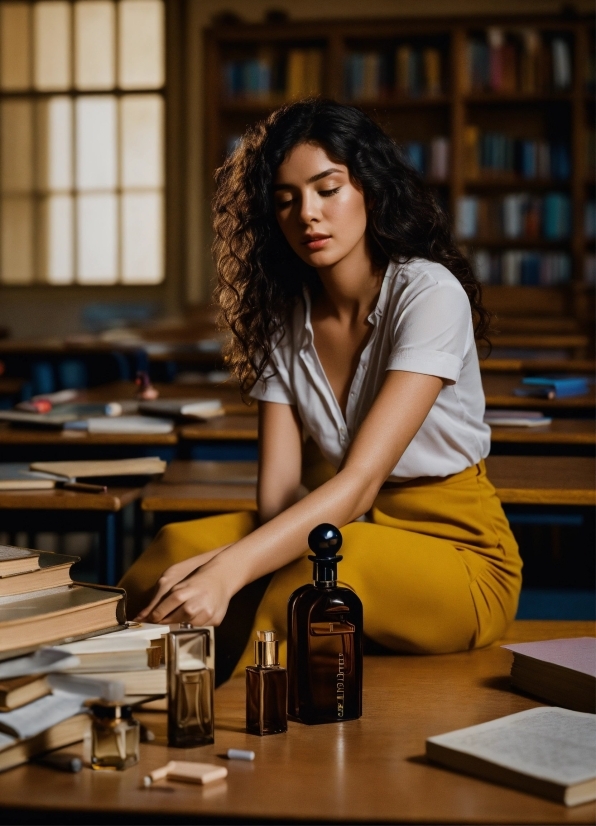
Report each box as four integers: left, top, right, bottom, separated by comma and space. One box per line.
232, 521, 481, 677
118, 510, 258, 620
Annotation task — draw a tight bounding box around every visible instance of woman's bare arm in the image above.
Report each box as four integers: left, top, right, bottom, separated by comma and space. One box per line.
257, 400, 304, 523
142, 370, 443, 625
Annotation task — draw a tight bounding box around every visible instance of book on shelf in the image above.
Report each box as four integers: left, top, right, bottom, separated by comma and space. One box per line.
470, 249, 571, 286
0, 713, 89, 774
138, 398, 224, 420
222, 48, 322, 101
402, 138, 450, 182
343, 45, 443, 100
426, 707, 596, 806
484, 410, 553, 427
29, 456, 166, 485
0, 674, 51, 712
457, 193, 571, 242
465, 29, 572, 94
463, 127, 570, 181
502, 637, 595, 714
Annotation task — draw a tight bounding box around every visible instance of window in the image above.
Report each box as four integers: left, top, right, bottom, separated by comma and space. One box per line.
0, 0, 165, 285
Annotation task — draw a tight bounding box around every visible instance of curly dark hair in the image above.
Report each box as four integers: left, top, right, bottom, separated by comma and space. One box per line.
213, 98, 490, 394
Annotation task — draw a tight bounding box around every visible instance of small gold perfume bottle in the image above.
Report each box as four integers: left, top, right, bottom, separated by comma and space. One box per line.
167, 623, 214, 747
246, 630, 288, 736
89, 701, 140, 771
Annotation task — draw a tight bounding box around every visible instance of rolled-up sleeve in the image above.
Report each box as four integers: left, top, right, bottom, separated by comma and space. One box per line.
249, 343, 296, 405
387, 280, 472, 384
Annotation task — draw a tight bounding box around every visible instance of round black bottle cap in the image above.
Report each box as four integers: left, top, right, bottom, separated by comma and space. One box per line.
307, 524, 343, 561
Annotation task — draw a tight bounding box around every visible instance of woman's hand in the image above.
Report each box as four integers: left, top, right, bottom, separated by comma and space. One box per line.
134, 544, 231, 622
138, 557, 234, 626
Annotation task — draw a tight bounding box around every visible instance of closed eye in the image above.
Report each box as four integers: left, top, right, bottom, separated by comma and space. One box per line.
275, 198, 294, 210
319, 187, 341, 197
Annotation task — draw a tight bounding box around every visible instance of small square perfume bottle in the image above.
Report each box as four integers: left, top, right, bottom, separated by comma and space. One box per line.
167, 624, 214, 748
89, 701, 140, 771
246, 630, 288, 736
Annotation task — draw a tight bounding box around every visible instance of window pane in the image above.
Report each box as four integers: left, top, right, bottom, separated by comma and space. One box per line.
121, 94, 163, 187
75, 1, 115, 90
33, 2, 71, 90
119, 1, 164, 89
1, 100, 33, 193
77, 193, 118, 283
1, 3, 31, 90
37, 97, 72, 191
40, 195, 74, 284
122, 191, 163, 283
1, 196, 34, 283
76, 96, 117, 190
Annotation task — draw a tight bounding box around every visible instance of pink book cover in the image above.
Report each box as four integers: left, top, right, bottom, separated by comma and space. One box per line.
502, 637, 596, 678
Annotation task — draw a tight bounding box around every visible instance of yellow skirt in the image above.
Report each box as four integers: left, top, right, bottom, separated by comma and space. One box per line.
119, 460, 522, 677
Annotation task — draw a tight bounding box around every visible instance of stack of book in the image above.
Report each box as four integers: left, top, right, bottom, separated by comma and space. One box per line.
0, 457, 166, 492
52, 623, 171, 699
0, 544, 127, 771
457, 193, 571, 241
464, 128, 570, 181
513, 376, 590, 400
471, 249, 571, 286
502, 637, 595, 713
465, 29, 572, 93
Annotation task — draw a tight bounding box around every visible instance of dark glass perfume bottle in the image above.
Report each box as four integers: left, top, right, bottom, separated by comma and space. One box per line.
246, 630, 288, 736
167, 624, 214, 747
287, 524, 363, 725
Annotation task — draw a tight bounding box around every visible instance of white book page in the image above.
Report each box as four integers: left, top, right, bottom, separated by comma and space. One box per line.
428, 707, 596, 786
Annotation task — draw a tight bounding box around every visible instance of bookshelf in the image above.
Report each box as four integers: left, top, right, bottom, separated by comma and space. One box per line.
204, 15, 595, 337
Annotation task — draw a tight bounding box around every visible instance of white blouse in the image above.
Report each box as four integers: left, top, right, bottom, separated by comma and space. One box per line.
249, 258, 491, 482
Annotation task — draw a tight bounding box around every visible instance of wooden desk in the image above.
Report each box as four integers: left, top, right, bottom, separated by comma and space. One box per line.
483, 374, 596, 411
0, 621, 592, 824
490, 419, 595, 446
481, 358, 596, 374
180, 415, 259, 442
485, 456, 595, 506
79, 380, 250, 416
0, 486, 142, 585
142, 456, 595, 516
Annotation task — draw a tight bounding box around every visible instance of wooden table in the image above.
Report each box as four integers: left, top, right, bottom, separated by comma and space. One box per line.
489, 419, 595, 446
483, 374, 595, 411
78, 381, 250, 416
141, 456, 595, 515
485, 456, 595, 506
0, 621, 592, 824
180, 415, 259, 442
481, 358, 596, 374
0, 486, 142, 585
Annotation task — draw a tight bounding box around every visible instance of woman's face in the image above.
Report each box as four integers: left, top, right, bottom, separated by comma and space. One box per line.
273, 142, 368, 270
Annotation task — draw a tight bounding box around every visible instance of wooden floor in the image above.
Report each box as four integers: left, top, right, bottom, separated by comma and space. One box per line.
0, 621, 593, 824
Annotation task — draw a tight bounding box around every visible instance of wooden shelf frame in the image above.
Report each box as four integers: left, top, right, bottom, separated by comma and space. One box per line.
205, 14, 595, 326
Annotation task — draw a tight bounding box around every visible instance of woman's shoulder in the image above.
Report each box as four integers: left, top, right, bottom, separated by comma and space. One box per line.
391, 257, 466, 295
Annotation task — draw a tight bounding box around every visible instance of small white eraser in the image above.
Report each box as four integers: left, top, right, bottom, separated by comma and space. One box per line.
226, 748, 255, 762
166, 761, 228, 785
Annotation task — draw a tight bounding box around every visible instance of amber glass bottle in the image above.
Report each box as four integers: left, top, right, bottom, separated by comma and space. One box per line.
167, 624, 214, 747
246, 630, 288, 735
287, 524, 363, 725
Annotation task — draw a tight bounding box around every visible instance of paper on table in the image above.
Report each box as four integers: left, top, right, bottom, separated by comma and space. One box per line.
427, 707, 596, 786
0, 648, 80, 680
502, 638, 596, 677
0, 673, 125, 739
0, 691, 86, 740
86, 416, 174, 434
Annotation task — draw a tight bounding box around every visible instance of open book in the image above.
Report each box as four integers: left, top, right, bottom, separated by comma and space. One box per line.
426, 707, 596, 806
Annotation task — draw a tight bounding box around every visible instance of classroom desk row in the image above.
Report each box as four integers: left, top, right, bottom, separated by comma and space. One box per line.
2, 456, 594, 585
0, 620, 594, 825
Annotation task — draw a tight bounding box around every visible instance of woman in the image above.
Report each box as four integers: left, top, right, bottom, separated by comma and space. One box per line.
121, 99, 521, 676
